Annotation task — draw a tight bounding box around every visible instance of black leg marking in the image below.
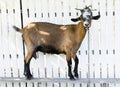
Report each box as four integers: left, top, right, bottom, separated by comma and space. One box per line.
24, 61, 33, 80
74, 56, 79, 78
67, 58, 75, 80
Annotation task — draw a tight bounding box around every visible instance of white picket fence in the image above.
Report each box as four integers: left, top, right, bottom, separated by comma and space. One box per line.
0, 0, 120, 87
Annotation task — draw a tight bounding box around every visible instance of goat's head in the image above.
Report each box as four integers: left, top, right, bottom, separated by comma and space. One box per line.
71, 6, 100, 29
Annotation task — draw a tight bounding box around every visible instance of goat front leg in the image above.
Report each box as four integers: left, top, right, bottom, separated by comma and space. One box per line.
24, 51, 33, 80
72, 53, 79, 78
66, 53, 75, 80
73, 56, 79, 78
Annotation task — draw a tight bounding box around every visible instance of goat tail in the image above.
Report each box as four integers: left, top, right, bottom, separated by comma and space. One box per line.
13, 26, 23, 33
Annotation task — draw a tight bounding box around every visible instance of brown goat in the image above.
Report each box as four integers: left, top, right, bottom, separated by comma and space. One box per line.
13, 6, 100, 80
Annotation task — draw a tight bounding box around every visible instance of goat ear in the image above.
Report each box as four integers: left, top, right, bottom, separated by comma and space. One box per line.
92, 15, 100, 20
71, 17, 81, 22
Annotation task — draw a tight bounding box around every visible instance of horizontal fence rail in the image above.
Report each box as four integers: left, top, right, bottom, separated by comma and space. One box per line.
0, 77, 120, 83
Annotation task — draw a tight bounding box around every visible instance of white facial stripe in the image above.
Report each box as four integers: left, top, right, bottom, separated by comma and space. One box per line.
83, 11, 91, 19
82, 10, 91, 29
80, 7, 92, 29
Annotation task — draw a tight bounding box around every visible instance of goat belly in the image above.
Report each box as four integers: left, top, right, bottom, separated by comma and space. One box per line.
35, 45, 65, 54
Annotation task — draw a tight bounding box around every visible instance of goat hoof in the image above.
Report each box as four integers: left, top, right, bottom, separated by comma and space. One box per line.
69, 74, 75, 80
24, 73, 33, 80
74, 73, 79, 78
26, 74, 33, 80
70, 76, 75, 80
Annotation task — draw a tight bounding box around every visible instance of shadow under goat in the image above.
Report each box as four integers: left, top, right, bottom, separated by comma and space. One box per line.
13, 6, 100, 80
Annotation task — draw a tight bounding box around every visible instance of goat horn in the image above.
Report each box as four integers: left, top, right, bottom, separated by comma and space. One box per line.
87, 5, 92, 8
75, 8, 82, 11
75, 7, 97, 11
86, 5, 97, 11
91, 9, 97, 11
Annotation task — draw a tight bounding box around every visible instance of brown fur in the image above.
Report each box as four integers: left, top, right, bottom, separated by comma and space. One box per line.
13, 22, 86, 63
13, 21, 87, 80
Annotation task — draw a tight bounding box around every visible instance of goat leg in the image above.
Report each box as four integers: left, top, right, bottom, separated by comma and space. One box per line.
67, 58, 75, 80
73, 56, 79, 78
24, 50, 34, 80
24, 61, 33, 79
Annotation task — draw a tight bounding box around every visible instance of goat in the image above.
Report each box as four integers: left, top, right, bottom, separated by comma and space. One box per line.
13, 6, 100, 80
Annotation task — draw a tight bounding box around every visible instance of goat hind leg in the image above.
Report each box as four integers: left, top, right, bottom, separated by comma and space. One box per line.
24, 61, 33, 79
24, 51, 33, 79
72, 53, 79, 78
66, 54, 75, 80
